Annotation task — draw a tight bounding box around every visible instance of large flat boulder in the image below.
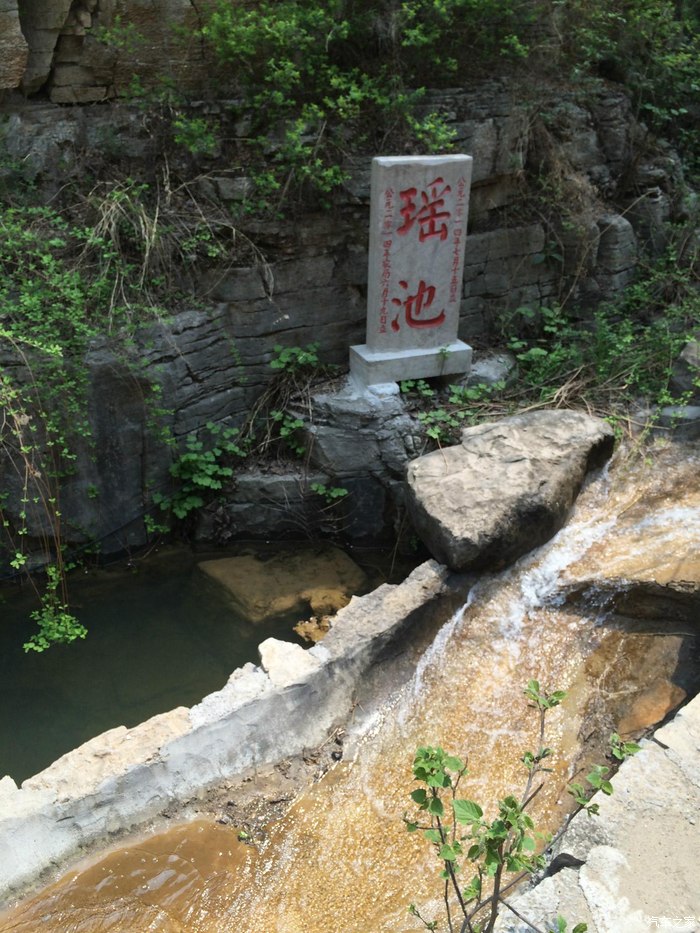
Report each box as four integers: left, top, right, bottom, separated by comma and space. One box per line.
406, 409, 614, 571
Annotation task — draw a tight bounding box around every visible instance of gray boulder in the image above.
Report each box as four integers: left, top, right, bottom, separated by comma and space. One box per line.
406, 409, 614, 571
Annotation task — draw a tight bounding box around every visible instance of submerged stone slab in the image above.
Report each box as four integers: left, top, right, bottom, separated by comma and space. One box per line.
406, 409, 615, 571
198, 546, 367, 622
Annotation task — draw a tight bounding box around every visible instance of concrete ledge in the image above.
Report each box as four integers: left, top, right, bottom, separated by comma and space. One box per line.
500, 691, 700, 932
349, 340, 472, 385
0, 560, 458, 904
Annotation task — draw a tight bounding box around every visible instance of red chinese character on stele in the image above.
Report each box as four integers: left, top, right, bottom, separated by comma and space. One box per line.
397, 177, 452, 242
391, 279, 446, 331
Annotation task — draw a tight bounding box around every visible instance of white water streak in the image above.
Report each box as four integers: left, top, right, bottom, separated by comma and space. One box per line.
402, 490, 620, 713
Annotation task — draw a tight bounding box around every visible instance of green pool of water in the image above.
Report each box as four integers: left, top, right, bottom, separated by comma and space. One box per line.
0, 547, 323, 784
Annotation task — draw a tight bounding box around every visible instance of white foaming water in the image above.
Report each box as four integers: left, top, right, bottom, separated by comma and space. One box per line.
509, 517, 618, 616
398, 597, 471, 722
389, 468, 625, 730
635, 504, 700, 530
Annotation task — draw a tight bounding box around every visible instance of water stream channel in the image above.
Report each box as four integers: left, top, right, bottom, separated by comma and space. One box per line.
1, 445, 698, 932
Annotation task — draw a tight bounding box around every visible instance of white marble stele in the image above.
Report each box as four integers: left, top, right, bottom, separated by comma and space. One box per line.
351, 154, 473, 385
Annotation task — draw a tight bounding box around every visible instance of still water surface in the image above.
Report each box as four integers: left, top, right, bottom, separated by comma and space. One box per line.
0, 545, 379, 783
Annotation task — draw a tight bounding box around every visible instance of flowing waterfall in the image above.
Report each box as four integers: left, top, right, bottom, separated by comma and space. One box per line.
2, 451, 698, 933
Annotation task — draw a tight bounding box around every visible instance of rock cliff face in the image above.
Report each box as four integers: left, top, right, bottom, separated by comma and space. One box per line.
0, 58, 688, 565
1, 0, 212, 101
0, 0, 28, 91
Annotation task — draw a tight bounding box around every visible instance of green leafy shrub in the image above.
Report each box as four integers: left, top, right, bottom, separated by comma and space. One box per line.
172, 115, 219, 157
154, 422, 247, 521
405, 681, 615, 933
199, 0, 700, 210
503, 237, 699, 411
200, 0, 545, 209
560, 0, 700, 174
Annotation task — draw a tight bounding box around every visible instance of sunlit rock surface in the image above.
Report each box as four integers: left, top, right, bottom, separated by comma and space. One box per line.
562, 452, 700, 625
407, 409, 614, 571
502, 692, 700, 933
2, 443, 698, 933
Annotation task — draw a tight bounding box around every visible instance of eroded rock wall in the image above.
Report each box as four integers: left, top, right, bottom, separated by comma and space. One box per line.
1, 0, 213, 102
0, 77, 686, 564
0, 0, 28, 91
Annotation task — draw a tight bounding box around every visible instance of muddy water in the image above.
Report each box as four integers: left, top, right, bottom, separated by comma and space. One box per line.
2, 447, 698, 933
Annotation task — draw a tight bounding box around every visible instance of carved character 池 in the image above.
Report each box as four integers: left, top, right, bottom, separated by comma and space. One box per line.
391, 279, 446, 331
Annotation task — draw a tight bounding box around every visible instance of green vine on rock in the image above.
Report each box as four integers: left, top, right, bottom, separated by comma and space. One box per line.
153, 422, 248, 521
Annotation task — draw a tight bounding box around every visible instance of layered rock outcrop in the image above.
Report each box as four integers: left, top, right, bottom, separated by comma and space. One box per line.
0, 0, 28, 91
1, 0, 213, 102
0, 67, 687, 566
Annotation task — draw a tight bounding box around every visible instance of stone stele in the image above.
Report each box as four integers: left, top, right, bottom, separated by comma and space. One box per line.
350, 154, 473, 385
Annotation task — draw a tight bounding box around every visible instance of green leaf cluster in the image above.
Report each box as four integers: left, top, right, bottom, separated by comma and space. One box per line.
154, 422, 247, 520
400, 379, 436, 400
269, 343, 321, 374
405, 686, 596, 933
609, 732, 642, 761
201, 0, 537, 208
23, 564, 87, 653
269, 410, 306, 457
309, 482, 349, 504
